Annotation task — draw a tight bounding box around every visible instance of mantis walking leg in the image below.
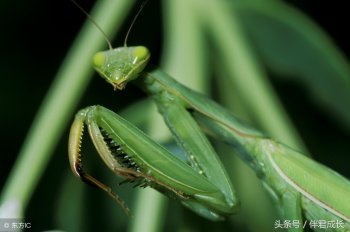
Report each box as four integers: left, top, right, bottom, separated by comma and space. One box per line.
148, 85, 238, 219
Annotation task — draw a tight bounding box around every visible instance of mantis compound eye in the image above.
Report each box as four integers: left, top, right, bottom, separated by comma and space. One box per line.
92, 52, 106, 69
131, 46, 149, 64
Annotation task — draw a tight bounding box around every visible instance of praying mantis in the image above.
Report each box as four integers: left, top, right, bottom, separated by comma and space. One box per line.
68, 2, 350, 231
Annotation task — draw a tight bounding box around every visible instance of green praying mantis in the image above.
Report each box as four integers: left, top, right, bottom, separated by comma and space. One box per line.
68, 2, 350, 230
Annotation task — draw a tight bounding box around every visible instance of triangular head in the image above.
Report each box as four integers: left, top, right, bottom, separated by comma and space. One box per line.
93, 46, 150, 90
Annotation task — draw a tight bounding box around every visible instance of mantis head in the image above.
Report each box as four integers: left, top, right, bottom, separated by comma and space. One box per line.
72, 0, 150, 90
93, 46, 150, 90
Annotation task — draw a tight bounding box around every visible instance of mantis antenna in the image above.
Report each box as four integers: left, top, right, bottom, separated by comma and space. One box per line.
123, 0, 149, 47
71, 0, 113, 50
72, 0, 149, 50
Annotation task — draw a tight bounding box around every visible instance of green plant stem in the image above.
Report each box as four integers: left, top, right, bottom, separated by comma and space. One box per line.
199, 0, 306, 152
161, 0, 208, 92
0, 0, 134, 217
130, 189, 167, 232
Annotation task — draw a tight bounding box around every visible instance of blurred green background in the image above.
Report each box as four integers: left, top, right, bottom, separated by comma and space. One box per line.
0, 0, 349, 231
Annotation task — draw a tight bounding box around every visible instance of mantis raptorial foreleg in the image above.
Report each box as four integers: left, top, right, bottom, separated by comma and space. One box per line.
69, 95, 238, 220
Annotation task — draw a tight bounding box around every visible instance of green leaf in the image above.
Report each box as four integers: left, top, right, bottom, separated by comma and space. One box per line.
236, 0, 350, 129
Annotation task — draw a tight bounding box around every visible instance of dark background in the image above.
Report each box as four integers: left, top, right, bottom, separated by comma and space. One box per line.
0, 0, 349, 231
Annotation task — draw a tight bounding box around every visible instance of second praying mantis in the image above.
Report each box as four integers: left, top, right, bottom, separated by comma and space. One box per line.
68, 2, 350, 231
